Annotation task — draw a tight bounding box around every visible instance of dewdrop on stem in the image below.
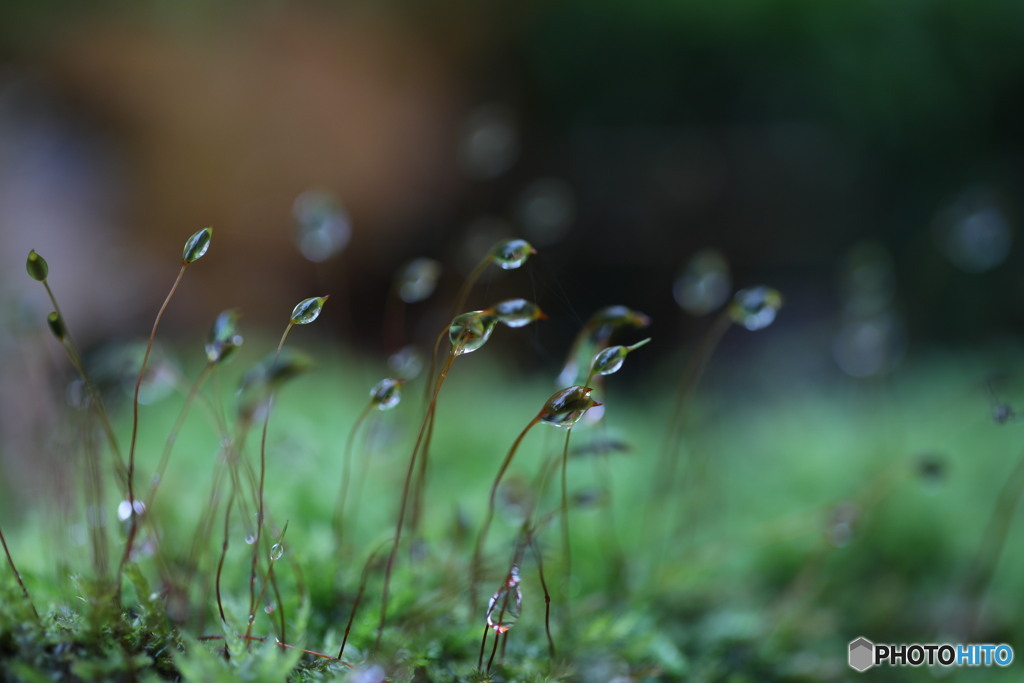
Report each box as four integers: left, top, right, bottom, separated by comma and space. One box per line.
590, 337, 651, 377
539, 386, 602, 429
489, 238, 536, 270
728, 286, 782, 331
270, 543, 284, 561
486, 298, 547, 328
370, 378, 403, 410
290, 296, 330, 325
449, 311, 498, 356
486, 566, 523, 633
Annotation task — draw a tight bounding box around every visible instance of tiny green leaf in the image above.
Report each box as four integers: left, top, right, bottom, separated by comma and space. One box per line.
26, 250, 49, 281
290, 296, 329, 325
182, 227, 213, 264
46, 311, 66, 340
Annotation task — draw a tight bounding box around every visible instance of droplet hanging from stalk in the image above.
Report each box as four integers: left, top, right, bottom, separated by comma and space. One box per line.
486, 566, 523, 634
486, 298, 547, 328
449, 311, 499, 356
182, 227, 213, 264
370, 378, 403, 410
590, 338, 651, 377
728, 286, 782, 331
539, 386, 602, 429
489, 238, 536, 270
290, 296, 330, 325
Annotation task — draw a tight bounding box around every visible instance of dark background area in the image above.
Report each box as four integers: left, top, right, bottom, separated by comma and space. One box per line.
2, 0, 1024, 375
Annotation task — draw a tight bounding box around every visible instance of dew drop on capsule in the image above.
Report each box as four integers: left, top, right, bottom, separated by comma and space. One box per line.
290, 296, 329, 325
395, 257, 442, 304
489, 238, 536, 270
370, 378, 402, 410
270, 543, 284, 561
448, 311, 498, 355
539, 386, 602, 429
486, 566, 523, 634
728, 286, 782, 331
489, 298, 546, 328
590, 338, 650, 377
244, 531, 257, 545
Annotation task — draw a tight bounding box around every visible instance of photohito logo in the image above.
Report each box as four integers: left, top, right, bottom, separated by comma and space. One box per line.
848, 637, 1014, 671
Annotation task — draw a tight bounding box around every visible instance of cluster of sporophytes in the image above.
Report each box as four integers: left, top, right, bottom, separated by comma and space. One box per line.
3, 231, 792, 681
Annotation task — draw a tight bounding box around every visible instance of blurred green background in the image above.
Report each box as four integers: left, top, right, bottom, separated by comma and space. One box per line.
2, 1, 1024, 680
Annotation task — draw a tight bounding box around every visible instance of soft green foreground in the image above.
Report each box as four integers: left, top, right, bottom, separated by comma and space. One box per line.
1, 339, 1023, 682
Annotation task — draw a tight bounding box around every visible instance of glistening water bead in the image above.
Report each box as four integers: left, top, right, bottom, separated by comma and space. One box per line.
539, 386, 602, 429
270, 543, 284, 561
370, 378, 402, 410
489, 238, 536, 270
290, 296, 329, 325
728, 286, 783, 331
486, 566, 522, 634
449, 312, 498, 356
489, 298, 546, 328
590, 338, 651, 377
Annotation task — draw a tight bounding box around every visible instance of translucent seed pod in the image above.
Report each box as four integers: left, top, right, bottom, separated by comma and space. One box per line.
486, 566, 523, 634
26, 250, 49, 281
205, 309, 244, 365
487, 298, 547, 328
489, 238, 536, 270
182, 227, 213, 264
728, 286, 783, 331
290, 295, 330, 325
46, 312, 66, 340
539, 386, 602, 429
448, 311, 498, 356
370, 378, 403, 410
590, 337, 651, 377
395, 257, 442, 304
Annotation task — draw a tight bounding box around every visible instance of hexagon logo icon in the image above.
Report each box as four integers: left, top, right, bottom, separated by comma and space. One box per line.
849, 637, 874, 672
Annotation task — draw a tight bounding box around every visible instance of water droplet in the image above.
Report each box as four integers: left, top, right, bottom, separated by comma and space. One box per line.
559, 306, 651, 385
205, 308, 244, 364
116, 499, 146, 522
395, 257, 442, 304
448, 311, 498, 356
933, 185, 1012, 273
264, 603, 276, 614
673, 248, 731, 315
539, 386, 602, 429
486, 566, 522, 634
590, 338, 651, 377
269, 543, 284, 561
293, 190, 352, 262
728, 286, 782, 331
290, 295, 329, 325
388, 346, 423, 380
489, 238, 536, 271
244, 532, 257, 545
458, 103, 519, 180
369, 378, 402, 410
486, 298, 546, 328
517, 177, 576, 246
182, 227, 213, 264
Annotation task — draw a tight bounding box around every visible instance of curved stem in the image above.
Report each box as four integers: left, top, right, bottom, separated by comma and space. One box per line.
470, 417, 540, 608
119, 263, 188, 599
0, 524, 39, 621
334, 402, 374, 551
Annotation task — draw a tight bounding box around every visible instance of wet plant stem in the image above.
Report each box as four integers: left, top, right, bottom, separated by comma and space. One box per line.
0, 524, 39, 621
377, 344, 462, 650
339, 543, 388, 660
334, 402, 374, 552
243, 522, 288, 643
119, 263, 188, 600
